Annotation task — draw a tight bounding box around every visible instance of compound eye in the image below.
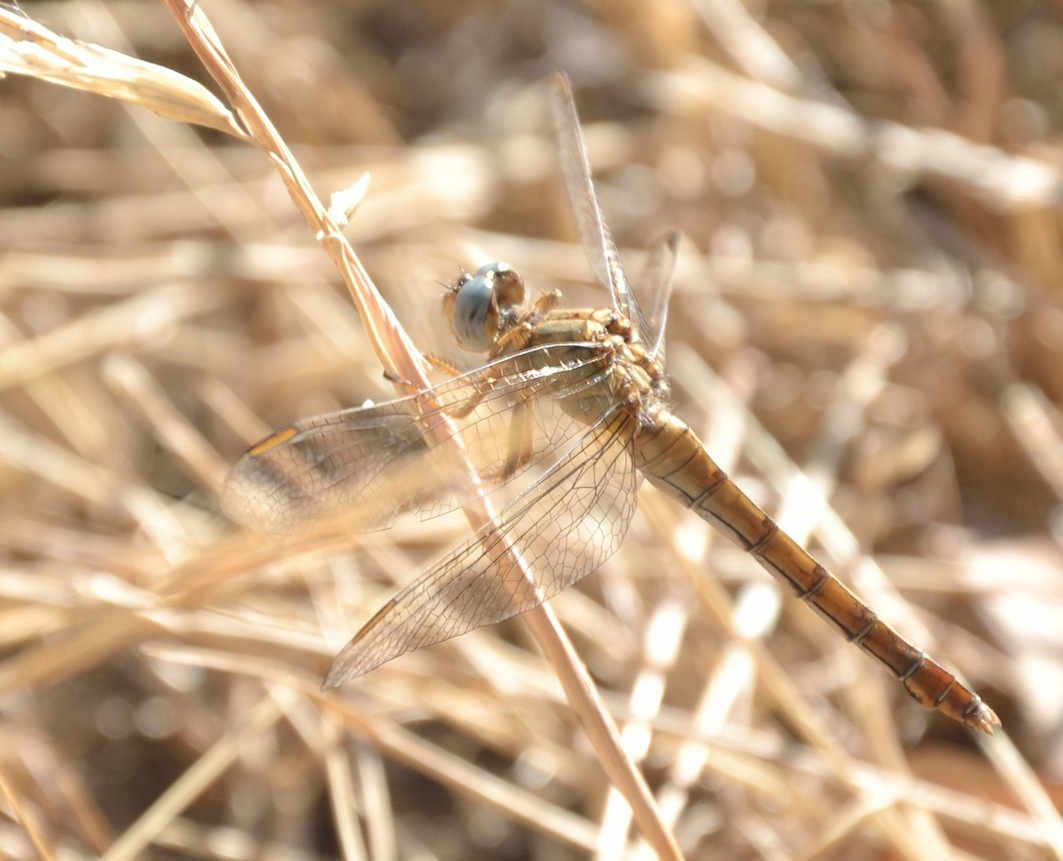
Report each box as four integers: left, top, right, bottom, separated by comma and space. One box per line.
473, 262, 526, 316
449, 273, 494, 351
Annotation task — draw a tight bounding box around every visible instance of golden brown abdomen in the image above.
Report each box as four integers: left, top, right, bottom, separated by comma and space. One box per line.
634, 410, 999, 734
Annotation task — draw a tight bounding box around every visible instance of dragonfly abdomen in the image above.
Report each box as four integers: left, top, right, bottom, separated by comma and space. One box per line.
635, 410, 1000, 734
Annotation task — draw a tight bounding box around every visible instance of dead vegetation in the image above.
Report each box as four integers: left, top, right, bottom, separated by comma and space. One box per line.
0, 1, 1061, 859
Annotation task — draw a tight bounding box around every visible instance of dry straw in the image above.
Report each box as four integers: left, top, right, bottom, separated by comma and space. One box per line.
1, 1, 1061, 860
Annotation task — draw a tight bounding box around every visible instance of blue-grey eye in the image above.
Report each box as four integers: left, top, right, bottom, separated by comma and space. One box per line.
450, 273, 493, 350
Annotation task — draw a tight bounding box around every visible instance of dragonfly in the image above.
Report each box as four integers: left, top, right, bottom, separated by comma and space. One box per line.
222, 74, 1000, 735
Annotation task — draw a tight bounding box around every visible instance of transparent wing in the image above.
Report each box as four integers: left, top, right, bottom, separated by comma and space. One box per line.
550, 73, 636, 323
636, 229, 679, 362
323, 408, 640, 685
221, 343, 611, 534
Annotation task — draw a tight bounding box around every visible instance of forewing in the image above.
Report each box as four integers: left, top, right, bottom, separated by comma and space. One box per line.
550, 74, 635, 321
221, 344, 610, 534
323, 407, 640, 685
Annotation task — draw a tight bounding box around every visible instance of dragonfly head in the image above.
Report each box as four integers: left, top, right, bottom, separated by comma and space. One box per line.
443, 262, 527, 352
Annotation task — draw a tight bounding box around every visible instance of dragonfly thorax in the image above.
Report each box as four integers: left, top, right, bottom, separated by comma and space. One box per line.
519, 303, 671, 427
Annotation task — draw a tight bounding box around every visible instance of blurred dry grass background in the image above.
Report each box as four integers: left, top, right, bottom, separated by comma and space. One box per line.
1, 0, 1062, 859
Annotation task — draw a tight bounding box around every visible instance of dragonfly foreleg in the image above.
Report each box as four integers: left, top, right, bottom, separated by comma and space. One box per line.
491, 290, 563, 356
423, 353, 465, 378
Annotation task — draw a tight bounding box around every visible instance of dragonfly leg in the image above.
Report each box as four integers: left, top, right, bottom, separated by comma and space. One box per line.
474, 396, 537, 484
500, 398, 535, 480
424, 353, 465, 377
492, 290, 563, 355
